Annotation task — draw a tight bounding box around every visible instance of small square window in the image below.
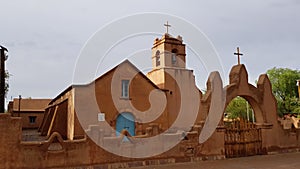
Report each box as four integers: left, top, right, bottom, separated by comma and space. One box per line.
98, 113, 105, 122
121, 80, 129, 98
29, 116, 37, 124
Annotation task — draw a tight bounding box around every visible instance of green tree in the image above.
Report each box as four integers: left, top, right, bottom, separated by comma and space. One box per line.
5, 70, 9, 96
225, 97, 254, 121
267, 67, 300, 116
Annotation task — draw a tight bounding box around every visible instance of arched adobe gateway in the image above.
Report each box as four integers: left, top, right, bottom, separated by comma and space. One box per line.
224, 64, 281, 154
226, 64, 266, 124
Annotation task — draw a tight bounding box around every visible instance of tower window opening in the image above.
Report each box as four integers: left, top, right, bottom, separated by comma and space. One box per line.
156, 50, 160, 66
171, 49, 178, 65
172, 54, 176, 65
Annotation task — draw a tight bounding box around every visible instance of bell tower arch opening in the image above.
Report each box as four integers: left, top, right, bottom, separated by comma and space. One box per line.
171, 48, 178, 66
155, 50, 161, 67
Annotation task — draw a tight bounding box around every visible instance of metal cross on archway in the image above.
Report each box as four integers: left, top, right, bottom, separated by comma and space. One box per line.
234, 47, 243, 65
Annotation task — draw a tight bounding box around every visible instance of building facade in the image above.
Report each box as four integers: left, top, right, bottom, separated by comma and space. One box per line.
0, 33, 299, 168
8, 98, 51, 129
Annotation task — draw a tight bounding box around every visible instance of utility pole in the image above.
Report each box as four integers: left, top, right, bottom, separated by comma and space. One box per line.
246, 101, 249, 121
0, 45, 8, 113
297, 80, 300, 100
18, 95, 21, 117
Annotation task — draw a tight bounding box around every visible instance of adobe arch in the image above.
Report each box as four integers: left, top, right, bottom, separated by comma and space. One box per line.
219, 64, 282, 153
225, 64, 266, 124
200, 63, 280, 154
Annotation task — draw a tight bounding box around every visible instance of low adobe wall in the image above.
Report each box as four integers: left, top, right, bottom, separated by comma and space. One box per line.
0, 113, 225, 169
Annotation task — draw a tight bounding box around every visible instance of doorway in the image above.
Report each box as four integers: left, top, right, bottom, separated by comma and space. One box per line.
224, 97, 262, 158
116, 112, 135, 137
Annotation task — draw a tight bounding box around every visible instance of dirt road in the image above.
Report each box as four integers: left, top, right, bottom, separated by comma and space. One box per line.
134, 152, 300, 169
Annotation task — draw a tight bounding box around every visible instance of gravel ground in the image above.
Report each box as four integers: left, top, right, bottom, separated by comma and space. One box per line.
134, 152, 300, 169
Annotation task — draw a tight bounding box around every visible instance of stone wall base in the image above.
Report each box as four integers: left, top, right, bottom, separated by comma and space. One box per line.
267, 147, 300, 155
52, 155, 225, 169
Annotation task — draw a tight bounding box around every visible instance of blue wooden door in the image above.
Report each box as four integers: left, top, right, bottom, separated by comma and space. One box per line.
116, 112, 135, 137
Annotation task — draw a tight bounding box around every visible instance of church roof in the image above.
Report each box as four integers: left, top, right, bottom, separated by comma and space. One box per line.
49, 60, 162, 105
93, 59, 161, 89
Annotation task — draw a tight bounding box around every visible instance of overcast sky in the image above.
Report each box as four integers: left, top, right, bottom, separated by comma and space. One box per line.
1, 0, 299, 105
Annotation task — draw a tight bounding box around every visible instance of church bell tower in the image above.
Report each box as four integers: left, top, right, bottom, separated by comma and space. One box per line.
146, 26, 198, 128
147, 32, 188, 89
151, 33, 186, 70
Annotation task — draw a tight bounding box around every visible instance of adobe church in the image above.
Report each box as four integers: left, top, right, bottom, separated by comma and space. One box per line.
1, 31, 300, 168
39, 32, 200, 142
